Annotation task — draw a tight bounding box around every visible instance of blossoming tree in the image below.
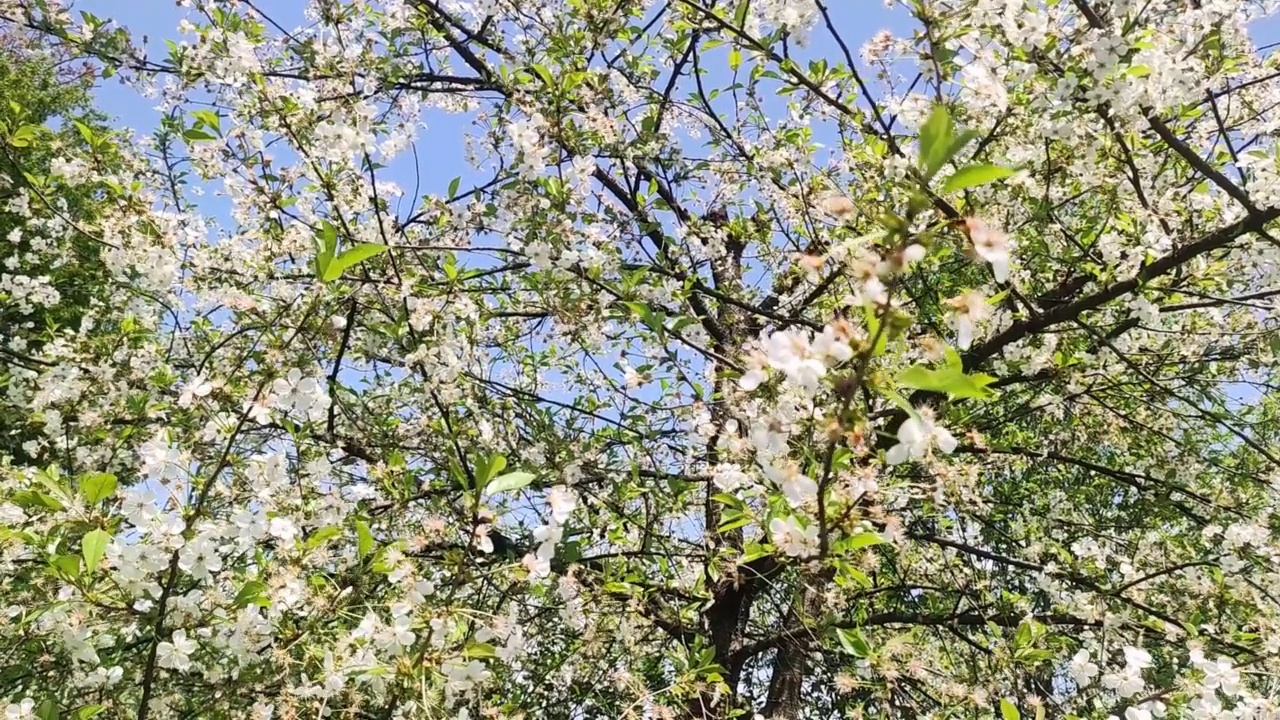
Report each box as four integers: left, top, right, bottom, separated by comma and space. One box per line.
0, 28, 120, 465
3, 0, 1280, 718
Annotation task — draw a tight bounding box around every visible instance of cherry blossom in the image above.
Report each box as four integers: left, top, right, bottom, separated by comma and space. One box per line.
769, 516, 819, 558
0, 0, 1277, 717
884, 410, 959, 465
965, 217, 1013, 283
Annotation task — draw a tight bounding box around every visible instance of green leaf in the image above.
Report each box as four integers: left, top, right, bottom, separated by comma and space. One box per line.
53, 554, 80, 577
12, 490, 61, 511
355, 520, 375, 559
943, 346, 964, 371
72, 120, 96, 146
314, 222, 337, 280
34, 466, 69, 499
835, 627, 871, 656
463, 642, 497, 659
475, 454, 507, 487
36, 699, 58, 720
941, 163, 1015, 193
834, 562, 872, 589
234, 580, 268, 608
740, 542, 771, 563
81, 529, 109, 573
305, 525, 341, 549
717, 513, 752, 533
322, 243, 388, 282
182, 127, 217, 142
559, 540, 582, 564
729, 47, 742, 71
711, 493, 747, 511
72, 706, 104, 720
79, 472, 117, 505
918, 105, 954, 177
191, 109, 221, 134
485, 470, 535, 495
447, 176, 461, 198
1015, 620, 1033, 648
530, 64, 554, 87
846, 532, 885, 550
863, 304, 889, 356
450, 457, 469, 490
733, 0, 749, 28
879, 387, 917, 416
897, 362, 999, 400
1000, 699, 1020, 720
9, 124, 39, 148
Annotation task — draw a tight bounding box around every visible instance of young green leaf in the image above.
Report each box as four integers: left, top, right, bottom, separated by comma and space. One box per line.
234, 581, 268, 608
314, 222, 337, 280
8, 124, 39, 148
464, 642, 498, 659
835, 627, 872, 657
897, 362, 999, 400
475, 454, 507, 487
1000, 699, 1021, 720
918, 105, 954, 177
191, 109, 221, 134
846, 531, 885, 550
53, 554, 80, 577
79, 472, 117, 505
322, 243, 388, 282
942, 163, 1015, 193
305, 525, 342, 550
486, 471, 536, 495
81, 529, 110, 573
182, 127, 217, 142
72, 120, 97, 146
355, 520, 375, 559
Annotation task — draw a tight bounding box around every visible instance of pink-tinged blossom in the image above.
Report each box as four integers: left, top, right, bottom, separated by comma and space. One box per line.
945, 291, 990, 350
965, 218, 1012, 283
547, 486, 577, 524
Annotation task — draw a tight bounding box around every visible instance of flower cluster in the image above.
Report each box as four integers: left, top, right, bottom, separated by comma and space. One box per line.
739, 322, 855, 393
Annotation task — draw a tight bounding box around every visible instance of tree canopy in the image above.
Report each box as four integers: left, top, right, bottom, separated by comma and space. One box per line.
0, 27, 124, 464
3, 0, 1280, 718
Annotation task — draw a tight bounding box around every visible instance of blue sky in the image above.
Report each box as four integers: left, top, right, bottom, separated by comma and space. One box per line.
73, 0, 1280, 218
78, 1, 910, 216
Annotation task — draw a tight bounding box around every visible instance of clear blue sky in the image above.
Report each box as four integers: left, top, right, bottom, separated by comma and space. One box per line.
78, 0, 910, 220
